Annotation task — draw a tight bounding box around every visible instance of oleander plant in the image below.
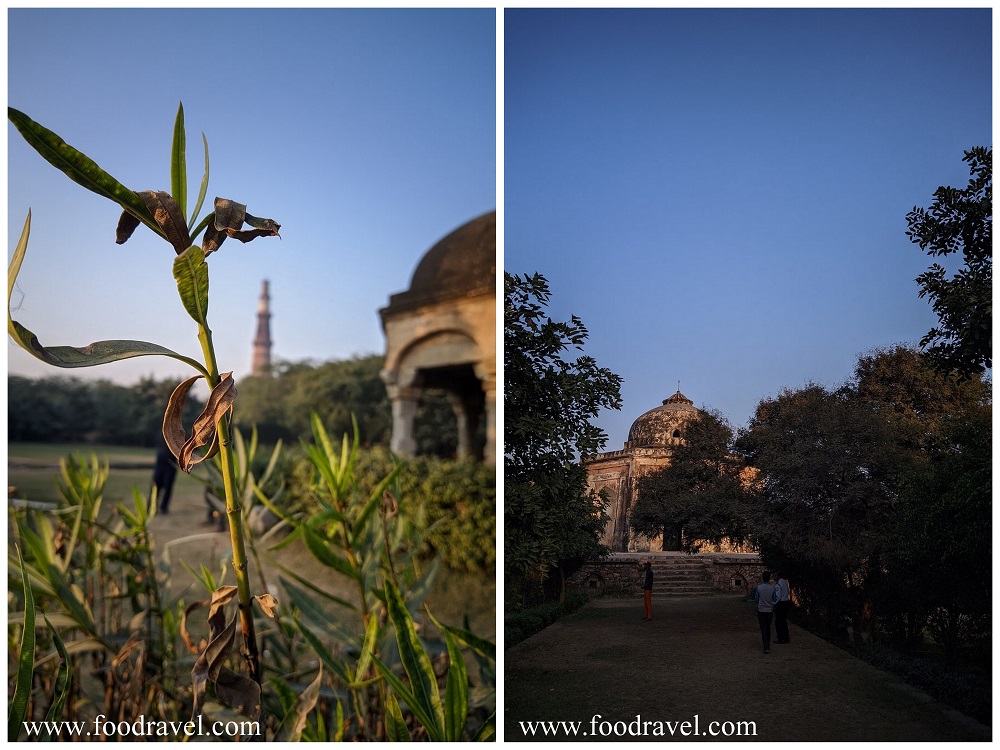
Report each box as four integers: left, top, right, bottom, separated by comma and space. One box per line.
7, 105, 494, 741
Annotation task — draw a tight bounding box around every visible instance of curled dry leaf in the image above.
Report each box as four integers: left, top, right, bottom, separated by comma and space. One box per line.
254, 593, 279, 618
181, 586, 238, 658
162, 372, 238, 473
202, 197, 281, 256
116, 190, 193, 254
381, 490, 399, 519
215, 666, 262, 723
180, 600, 209, 655
191, 613, 237, 719
188, 589, 263, 723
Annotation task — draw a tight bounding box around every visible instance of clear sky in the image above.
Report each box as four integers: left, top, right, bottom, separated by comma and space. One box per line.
505, 8, 991, 448
8, 8, 496, 391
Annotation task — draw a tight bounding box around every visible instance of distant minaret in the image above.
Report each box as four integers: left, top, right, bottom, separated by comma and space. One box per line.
251, 280, 272, 377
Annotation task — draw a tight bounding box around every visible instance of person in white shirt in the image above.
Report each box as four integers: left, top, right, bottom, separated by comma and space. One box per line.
753, 572, 777, 653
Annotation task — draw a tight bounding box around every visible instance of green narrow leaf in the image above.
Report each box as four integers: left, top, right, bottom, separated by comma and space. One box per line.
273, 666, 323, 742
171, 102, 187, 223
189, 133, 210, 232
471, 711, 496, 742
370, 653, 442, 742
292, 619, 353, 685
384, 693, 411, 742
354, 611, 380, 684
301, 524, 360, 579
7, 213, 208, 376
9, 546, 35, 741
8, 107, 163, 239
384, 579, 444, 739
443, 629, 469, 741
172, 245, 209, 326
41, 614, 72, 739
426, 608, 496, 663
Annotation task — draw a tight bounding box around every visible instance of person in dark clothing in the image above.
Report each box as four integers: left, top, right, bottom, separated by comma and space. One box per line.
642, 561, 653, 621
753, 571, 777, 653
152, 433, 178, 514
773, 571, 791, 644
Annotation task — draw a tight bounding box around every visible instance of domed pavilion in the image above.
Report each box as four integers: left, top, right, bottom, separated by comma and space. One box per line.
584, 389, 702, 551
379, 211, 496, 463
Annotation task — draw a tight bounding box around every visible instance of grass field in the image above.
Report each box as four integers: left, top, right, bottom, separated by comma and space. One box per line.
8, 442, 205, 509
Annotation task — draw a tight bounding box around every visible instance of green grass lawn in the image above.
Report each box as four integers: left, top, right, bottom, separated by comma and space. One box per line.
8, 442, 205, 506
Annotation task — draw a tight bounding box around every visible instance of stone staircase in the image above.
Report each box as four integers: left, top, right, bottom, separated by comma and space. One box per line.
648, 556, 714, 597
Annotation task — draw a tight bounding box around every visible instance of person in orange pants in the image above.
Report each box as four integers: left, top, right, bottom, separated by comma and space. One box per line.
642, 561, 653, 621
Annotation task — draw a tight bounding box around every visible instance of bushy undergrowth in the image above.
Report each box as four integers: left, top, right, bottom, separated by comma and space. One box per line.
843, 641, 991, 725
504, 590, 590, 649
786, 606, 991, 726
285, 446, 495, 574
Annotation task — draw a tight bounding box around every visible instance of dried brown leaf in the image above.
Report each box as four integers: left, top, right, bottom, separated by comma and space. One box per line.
202, 197, 280, 256
162, 374, 201, 463
137, 190, 192, 254
254, 593, 279, 618
180, 599, 209, 655
216, 666, 262, 722
115, 211, 141, 244
208, 585, 239, 639
191, 612, 237, 718
162, 373, 238, 473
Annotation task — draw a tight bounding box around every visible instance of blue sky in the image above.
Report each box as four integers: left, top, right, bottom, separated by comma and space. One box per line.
505, 8, 991, 447
8, 8, 495, 391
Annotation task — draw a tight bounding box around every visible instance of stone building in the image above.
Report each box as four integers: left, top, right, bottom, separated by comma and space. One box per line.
584, 389, 702, 552
379, 211, 496, 464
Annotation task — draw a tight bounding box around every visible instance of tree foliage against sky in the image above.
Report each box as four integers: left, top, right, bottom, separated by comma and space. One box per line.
906, 146, 992, 377
504, 272, 622, 597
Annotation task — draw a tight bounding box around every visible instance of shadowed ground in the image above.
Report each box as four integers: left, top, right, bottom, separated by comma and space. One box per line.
504, 595, 989, 742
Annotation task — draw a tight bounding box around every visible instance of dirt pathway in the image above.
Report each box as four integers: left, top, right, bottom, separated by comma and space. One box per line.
503, 595, 989, 742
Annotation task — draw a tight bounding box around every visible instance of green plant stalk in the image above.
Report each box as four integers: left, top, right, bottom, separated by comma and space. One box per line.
196, 320, 261, 684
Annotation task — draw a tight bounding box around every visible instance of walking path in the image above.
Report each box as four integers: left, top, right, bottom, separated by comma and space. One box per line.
504, 594, 990, 742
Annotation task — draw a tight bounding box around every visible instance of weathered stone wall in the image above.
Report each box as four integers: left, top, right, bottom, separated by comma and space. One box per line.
567, 559, 644, 596
568, 553, 765, 597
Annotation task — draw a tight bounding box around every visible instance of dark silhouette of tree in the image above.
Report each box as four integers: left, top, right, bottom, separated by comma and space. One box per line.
504, 272, 622, 604
907, 147, 991, 377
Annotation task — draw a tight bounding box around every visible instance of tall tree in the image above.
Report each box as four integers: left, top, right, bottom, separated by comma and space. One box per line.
504, 272, 622, 604
735, 384, 902, 634
906, 147, 992, 377
631, 408, 748, 552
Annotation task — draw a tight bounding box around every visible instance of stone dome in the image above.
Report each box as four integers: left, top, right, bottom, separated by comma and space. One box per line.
385, 210, 495, 312
626, 390, 700, 448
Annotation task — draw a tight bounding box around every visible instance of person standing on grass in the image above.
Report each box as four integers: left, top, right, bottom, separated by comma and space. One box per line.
773, 571, 791, 644
753, 571, 777, 653
151, 431, 178, 514
642, 561, 653, 621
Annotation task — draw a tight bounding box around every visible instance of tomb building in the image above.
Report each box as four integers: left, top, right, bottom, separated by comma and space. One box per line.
379, 211, 496, 463
584, 389, 702, 552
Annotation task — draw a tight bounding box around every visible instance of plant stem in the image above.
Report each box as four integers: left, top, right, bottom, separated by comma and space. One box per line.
197, 321, 261, 685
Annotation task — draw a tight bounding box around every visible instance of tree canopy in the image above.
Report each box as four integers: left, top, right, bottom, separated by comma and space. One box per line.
631, 408, 748, 552
737, 346, 990, 654
906, 146, 992, 377
504, 272, 622, 603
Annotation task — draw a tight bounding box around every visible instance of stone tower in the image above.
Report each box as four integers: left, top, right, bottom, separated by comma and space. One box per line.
251, 280, 272, 377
